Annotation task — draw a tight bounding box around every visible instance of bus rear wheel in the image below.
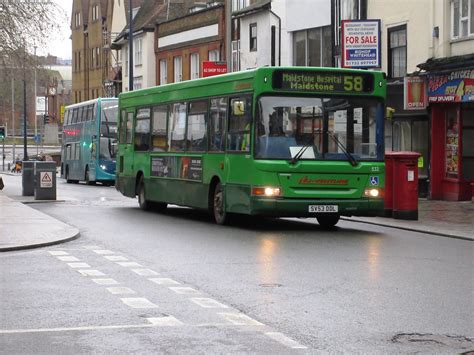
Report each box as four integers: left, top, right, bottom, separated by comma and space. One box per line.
137, 178, 150, 211
316, 214, 340, 228
212, 182, 228, 225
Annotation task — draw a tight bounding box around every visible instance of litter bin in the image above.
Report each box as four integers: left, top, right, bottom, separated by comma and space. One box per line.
22, 161, 35, 196
391, 152, 421, 220
35, 161, 56, 200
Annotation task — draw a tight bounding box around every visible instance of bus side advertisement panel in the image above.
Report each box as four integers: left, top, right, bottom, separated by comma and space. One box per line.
151, 156, 202, 181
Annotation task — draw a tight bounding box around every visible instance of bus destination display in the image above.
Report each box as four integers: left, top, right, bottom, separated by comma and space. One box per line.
273, 70, 374, 94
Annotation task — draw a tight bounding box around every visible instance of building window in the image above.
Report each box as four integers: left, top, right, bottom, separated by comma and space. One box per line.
133, 76, 143, 90
293, 26, 332, 67
208, 49, 220, 61
92, 4, 99, 21
78, 51, 81, 71
249, 23, 257, 51
232, 0, 247, 11
91, 48, 96, 69
160, 59, 167, 85
231, 40, 240, 72
190, 53, 200, 80
96, 47, 100, 68
174, 56, 182, 82
74, 12, 81, 28
134, 38, 142, 66
388, 25, 407, 78
452, 0, 474, 38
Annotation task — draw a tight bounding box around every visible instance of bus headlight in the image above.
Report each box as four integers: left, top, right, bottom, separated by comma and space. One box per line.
364, 188, 383, 198
100, 164, 106, 170
252, 186, 282, 197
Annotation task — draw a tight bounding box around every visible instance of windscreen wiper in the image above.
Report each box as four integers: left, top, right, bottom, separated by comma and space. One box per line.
289, 135, 315, 165
327, 132, 358, 167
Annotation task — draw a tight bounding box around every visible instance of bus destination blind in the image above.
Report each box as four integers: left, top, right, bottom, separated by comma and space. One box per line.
273, 70, 374, 94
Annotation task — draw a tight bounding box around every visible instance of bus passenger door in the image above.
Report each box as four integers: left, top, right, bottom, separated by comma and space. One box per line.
117, 109, 135, 196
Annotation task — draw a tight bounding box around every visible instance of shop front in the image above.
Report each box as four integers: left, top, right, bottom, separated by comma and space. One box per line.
425, 68, 474, 201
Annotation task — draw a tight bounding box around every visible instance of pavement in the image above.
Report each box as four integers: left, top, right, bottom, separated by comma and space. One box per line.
0, 172, 472, 252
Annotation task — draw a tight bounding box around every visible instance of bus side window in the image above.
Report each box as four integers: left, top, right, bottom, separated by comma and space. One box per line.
227, 95, 252, 152
210, 97, 227, 152
64, 110, 70, 125
78, 106, 84, 123
134, 108, 151, 151
152, 105, 168, 151
126, 112, 134, 144
187, 100, 208, 152
119, 110, 126, 143
168, 102, 186, 152
72, 108, 78, 124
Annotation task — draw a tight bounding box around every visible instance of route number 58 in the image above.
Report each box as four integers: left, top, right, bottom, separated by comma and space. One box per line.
344, 76, 363, 92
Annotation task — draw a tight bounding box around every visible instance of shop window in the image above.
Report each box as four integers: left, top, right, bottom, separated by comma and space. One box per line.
152, 105, 168, 151
462, 107, 474, 180
250, 23, 257, 52
445, 109, 460, 179
187, 100, 208, 151
388, 25, 407, 78
210, 97, 227, 151
134, 108, 151, 151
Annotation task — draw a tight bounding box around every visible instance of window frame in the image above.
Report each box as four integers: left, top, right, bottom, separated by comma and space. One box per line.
451, 0, 474, 39
134, 107, 152, 152
388, 24, 407, 79
186, 99, 209, 152
249, 23, 257, 52
174, 56, 183, 83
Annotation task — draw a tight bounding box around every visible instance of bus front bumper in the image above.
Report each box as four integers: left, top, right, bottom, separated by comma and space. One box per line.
250, 197, 384, 217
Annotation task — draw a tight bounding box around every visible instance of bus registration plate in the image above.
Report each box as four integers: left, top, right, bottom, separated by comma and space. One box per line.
308, 205, 338, 213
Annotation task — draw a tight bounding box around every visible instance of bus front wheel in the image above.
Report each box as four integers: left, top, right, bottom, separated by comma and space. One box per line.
316, 214, 340, 228
85, 167, 95, 185
212, 182, 228, 225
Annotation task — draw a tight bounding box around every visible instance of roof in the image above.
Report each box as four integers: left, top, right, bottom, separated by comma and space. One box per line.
232, 0, 271, 18
417, 53, 474, 72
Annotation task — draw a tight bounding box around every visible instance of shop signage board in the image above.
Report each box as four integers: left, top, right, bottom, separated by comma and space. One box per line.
341, 20, 381, 68
202, 61, 227, 78
428, 69, 474, 103
404, 76, 428, 110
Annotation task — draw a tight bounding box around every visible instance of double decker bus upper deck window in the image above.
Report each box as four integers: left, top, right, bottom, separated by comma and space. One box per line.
273, 70, 374, 94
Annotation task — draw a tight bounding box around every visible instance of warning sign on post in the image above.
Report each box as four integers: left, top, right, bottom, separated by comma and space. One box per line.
40, 172, 53, 188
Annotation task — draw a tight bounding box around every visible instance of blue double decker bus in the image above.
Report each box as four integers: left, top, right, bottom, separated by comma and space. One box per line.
61, 98, 118, 185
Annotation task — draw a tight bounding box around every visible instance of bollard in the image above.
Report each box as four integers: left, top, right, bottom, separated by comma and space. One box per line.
22, 161, 35, 196
35, 161, 57, 200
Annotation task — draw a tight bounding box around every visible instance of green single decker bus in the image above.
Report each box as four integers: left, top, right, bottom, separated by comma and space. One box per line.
116, 67, 386, 227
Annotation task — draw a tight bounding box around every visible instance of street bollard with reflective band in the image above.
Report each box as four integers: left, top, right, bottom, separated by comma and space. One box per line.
35, 161, 57, 200
22, 161, 35, 196
391, 152, 421, 220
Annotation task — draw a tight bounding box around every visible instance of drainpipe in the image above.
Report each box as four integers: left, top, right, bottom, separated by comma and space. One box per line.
269, 9, 281, 66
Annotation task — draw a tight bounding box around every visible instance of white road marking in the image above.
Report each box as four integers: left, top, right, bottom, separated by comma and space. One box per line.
57, 256, 80, 262
116, 262, 143, 267
131, 268, 158, 276
48, 251, 69, 256
146, 316, 183, 326
265, 332, 308, 349
92, 250, 115, 255
83, 245, 102, 250
218, 313, 264, 326
91, 278, 119, 285
149, 278, 180, 285
77, 269, 105, 276
190, 298, 228, 309
67, 262, 91, 268
120, 298, 158, 309
106, 287, 136, 295
169, 287, 200, 295
104, 255, 128, 262
0, 323, 165, 334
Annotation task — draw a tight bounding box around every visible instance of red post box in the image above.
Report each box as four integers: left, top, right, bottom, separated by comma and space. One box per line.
391, 152, 421, 220
384, 152, 395, 217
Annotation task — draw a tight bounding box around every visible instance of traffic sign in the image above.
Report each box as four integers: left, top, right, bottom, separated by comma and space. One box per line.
40, 171, 53, 188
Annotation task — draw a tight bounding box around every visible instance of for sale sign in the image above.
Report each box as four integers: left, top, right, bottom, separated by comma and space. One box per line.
341, 20, 381, 68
